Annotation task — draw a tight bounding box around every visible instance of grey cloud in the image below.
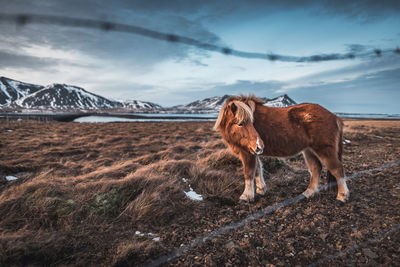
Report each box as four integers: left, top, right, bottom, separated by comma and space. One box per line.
0, 48, 98, 73
289, 67, 400, 113
290, 55, 400, 84
0, 50, 59, 69
345, 44, 368, 53
194, 80, 286, 100
318, 0, 400, 22
114, 0, 400, 21
1, 0, 398, 67
240, 0, 400, 22
0, 3, 224, 71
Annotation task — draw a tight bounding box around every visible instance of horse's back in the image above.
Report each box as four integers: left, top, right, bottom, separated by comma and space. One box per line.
256, 102, 337, 127
287, 103, 341, 150
254, 103, 341, 156
287, 103, 338, 125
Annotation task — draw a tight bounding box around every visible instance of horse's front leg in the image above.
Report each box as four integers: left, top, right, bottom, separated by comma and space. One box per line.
255, 156, 267, 195
239, 152, 256, 202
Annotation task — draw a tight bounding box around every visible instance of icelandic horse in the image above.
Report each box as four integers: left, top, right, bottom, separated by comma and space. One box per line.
214, 95, 349, 203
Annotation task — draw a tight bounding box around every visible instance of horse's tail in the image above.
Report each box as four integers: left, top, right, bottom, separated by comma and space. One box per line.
327, 117, 343, 185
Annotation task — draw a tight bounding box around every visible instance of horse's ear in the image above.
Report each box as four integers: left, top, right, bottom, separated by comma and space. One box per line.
230, 102, 237, 115
248, 100, 256, 113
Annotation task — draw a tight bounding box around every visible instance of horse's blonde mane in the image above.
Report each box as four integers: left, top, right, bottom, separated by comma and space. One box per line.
214, 99, 254, 131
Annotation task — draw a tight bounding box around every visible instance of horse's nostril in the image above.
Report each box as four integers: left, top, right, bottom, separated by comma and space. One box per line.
254, 146, 263, 155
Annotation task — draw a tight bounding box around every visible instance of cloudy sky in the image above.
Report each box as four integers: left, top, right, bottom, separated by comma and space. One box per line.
0, 0, 399, 113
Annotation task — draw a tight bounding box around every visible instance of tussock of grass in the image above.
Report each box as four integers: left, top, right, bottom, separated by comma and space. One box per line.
205, 149, 242, 169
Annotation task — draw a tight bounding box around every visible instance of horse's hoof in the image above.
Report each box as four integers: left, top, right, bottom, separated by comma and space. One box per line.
238, 199, 247, 204
239, 192, 255, 203
238, 197, 254, 203
256, 188, 267, 196
238, 199, 254, 204
335, 199, 346, 206
336, 192, 350, 203
302, 189, 316, 198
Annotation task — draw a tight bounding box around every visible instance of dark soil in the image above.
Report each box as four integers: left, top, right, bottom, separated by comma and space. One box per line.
0, 119, 399, 266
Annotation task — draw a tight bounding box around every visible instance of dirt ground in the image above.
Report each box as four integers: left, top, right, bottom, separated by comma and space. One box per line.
0, 118, 399, 266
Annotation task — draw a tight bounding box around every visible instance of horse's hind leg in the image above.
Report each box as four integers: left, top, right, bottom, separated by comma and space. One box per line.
302, 149, 322, 198
255, 156, 267, 195
315, 149, 349, 202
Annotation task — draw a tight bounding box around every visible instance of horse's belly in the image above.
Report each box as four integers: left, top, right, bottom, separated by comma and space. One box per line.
262, 139, 308, 157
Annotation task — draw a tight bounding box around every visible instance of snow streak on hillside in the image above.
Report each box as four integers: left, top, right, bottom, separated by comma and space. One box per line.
0, 77, 43, 105
15, 84, 122, 110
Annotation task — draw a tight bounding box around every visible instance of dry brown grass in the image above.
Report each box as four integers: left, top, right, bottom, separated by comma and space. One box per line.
0, 120, 291, 265
2, 118, 398, 266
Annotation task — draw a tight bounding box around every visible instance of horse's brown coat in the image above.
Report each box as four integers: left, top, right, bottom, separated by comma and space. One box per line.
215, 95, 349, 202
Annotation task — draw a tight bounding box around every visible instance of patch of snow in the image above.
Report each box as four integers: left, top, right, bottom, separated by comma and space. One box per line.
185, 190, 203, 201
264, 97, 286, 107
8, 80, 31, 98
7, 130, 13, 132
135, 231, 145, 237
182, 177, 203, 201
0, 81, 12, 100
6, 175, 18, 181
135, 231, 160, 241
343, 139, 351, 144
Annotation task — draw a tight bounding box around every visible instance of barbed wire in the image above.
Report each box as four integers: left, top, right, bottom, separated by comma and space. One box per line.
0, 13, 399, 63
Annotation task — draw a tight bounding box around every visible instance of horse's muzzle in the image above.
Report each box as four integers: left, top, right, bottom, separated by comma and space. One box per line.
252, 146, 263, 155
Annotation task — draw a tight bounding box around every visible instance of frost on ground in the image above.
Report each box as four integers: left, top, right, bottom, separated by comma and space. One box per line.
5, 176, 17, 181
182, 178, 203, 201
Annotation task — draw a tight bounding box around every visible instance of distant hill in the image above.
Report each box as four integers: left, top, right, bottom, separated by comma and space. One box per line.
14, 83, 122, 110
167, 94, 297, 113
0, 77, 159, 112
263, 94, 297, 107
0, 76, 297, 113
120, 99, 163, 111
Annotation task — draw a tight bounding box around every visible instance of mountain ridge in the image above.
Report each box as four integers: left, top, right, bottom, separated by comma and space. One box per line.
167, 94, 297, 113
0, 76, 296, 112
0, 76, 44, 105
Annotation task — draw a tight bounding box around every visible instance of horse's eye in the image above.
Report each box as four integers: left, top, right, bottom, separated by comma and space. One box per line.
238, 122, 243, 127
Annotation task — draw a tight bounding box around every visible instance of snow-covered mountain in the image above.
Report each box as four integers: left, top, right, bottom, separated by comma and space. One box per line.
0, 77, 44, 105
120, 99, 163, 111
168, 94, 296, 113
169, 95, 231, 113
0, 76, 297, 113
264, 94, 297, 107
0, 77, 163, 112
14, 84, 122, 110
